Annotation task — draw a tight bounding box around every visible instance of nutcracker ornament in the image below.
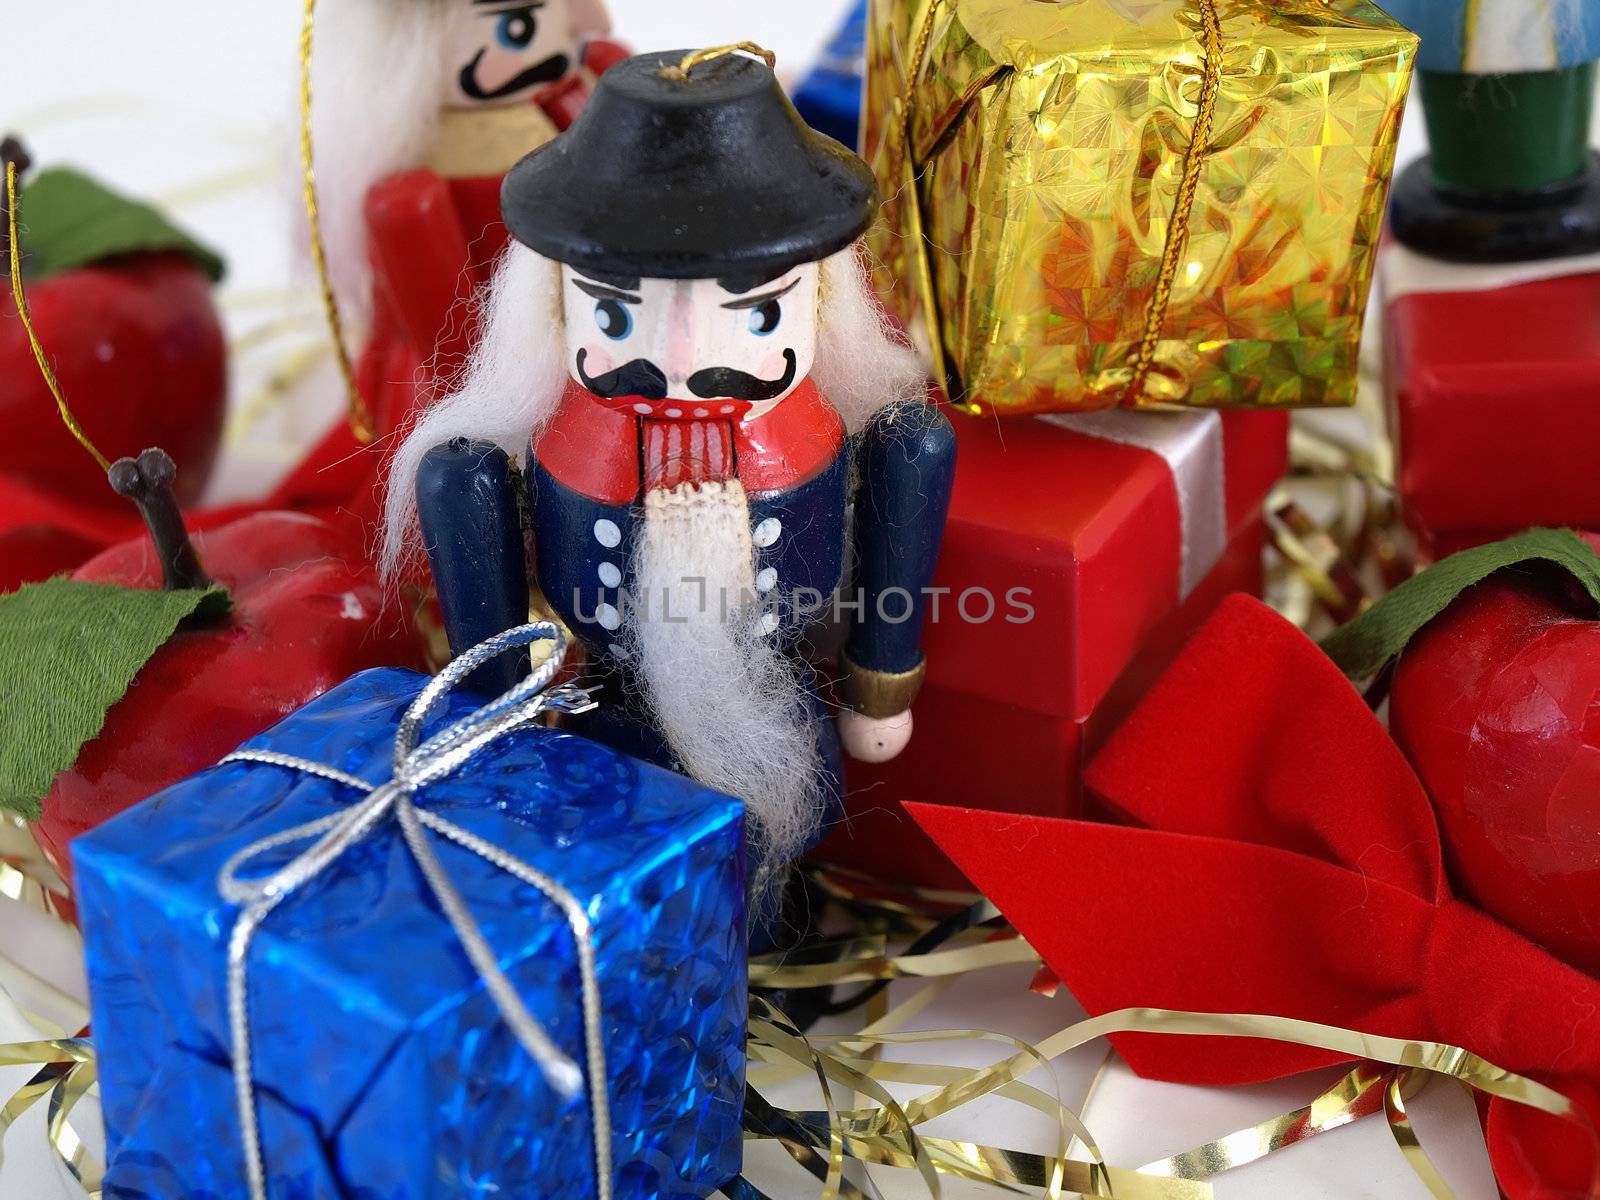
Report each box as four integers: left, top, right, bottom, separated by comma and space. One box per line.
383, 46, 955, 929
308, 0, 625, 447
1386, 0, 1600, 261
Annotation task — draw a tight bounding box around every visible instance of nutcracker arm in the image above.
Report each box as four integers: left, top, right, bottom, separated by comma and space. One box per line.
841, 401, 957, 719
364, 169, 474, 355
417, 439, 532, 695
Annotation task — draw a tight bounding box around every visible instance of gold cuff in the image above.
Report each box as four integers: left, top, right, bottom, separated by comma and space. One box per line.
837, 652, 926, 719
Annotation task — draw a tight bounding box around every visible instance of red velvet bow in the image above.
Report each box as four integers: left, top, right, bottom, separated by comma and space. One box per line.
909, 595, 1600, 1199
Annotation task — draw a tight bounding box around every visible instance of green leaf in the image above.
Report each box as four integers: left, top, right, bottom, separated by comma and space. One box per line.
1319, 528, 1600, 680
17, 166, 225, 283
0, 579, 230, 821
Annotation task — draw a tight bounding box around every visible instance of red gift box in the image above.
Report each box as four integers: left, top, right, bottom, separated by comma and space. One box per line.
818, 408, 1287, 887
1382, 249, 1600, 556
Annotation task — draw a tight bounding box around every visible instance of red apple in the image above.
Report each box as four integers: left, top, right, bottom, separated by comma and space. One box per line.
32, 450, 426, 878
1390, 540, 1600, 977
0, 136, 227, 511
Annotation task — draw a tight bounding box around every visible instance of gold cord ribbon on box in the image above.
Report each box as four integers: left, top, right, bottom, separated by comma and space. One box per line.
297, 0, 375, 444
1119, 0, 1222, 409
887, 0, 1230, 412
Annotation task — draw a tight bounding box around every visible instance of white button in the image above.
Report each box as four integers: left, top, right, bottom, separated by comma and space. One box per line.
693, 408, 709, 418
755, 567, 777, 593
752, 518, 782, 548
597, 562, 622, 588
665, 408, 682, 418
720, 405, 735, 415
759, 611, 781, 636
595, 603, 622, 631
632, 403, 651, 415
593, 519, 622, 548
608, 642, 629, 659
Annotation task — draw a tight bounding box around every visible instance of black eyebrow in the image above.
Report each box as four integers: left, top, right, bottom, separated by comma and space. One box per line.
476, 0, 544, 8
720, 277, 801, 310
572, 278, 642, 304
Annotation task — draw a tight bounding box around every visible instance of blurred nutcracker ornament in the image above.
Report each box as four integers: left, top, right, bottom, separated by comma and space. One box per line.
383, 46, 956, 932
279, 0, 625, 510
1386, 0, 1600, 262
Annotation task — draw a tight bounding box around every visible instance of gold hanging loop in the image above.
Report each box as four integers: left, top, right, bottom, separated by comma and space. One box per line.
5, 161, 112, 473
299, 0, 376, 445
662, 42, 777, 81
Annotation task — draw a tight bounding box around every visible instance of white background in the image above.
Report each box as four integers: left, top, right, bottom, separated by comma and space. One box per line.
0, 4, 1490, 1198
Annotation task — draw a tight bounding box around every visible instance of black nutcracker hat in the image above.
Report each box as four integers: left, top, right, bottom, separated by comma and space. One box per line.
501, 46, 876, 280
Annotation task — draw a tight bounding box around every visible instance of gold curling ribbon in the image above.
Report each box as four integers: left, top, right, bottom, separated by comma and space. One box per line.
0, 1043, 101, 1198
1140, 1062, 1393, 1177
0, 1029, 101, 1198
0, 814, 73, 924
741, 870, 1599, 1199
298, 0, 376, 445
5, 162, 112, 472
8, 866, 1589, 1197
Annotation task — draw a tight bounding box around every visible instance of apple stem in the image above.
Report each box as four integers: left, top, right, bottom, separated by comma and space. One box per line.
0, 133, 30, 274
107, 448, 212, 592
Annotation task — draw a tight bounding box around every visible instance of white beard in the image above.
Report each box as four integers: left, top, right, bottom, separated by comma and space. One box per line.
627, 480, 823, 905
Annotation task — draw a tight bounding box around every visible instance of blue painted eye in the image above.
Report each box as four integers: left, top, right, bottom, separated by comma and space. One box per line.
496, 8, 537, 50
749, 299, 781, 336
595, 299, 632, 340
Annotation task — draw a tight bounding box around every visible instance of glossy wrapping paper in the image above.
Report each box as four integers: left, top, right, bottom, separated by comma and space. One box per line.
863, 0, 1417, 414
73, 668, 747, 1200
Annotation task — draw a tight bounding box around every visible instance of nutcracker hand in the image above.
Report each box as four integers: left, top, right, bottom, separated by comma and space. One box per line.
838, 709, 914, 764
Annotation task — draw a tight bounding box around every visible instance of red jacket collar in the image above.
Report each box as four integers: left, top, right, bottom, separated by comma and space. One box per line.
534, 376, 845, 504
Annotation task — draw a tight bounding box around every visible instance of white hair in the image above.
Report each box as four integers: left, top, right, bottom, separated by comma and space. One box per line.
380, 247, 563, 579
379, 238, 927, 886
301, 0, 454, 323
382, 239, 926, 575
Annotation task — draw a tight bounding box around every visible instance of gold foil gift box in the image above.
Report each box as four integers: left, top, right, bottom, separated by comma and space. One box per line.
865, 0, 1418, 415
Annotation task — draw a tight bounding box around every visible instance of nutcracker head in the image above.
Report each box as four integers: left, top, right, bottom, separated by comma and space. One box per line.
555, 264, 821, 422
308, 0, 612, 313
501, 47, 875, 418
443, 0, 607, 108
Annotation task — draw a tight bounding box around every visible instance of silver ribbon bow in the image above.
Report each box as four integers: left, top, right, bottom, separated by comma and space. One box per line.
215, 623, 611, 1200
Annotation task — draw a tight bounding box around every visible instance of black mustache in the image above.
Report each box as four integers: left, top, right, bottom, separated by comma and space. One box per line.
576, 349, 669, 400
687, 349, 797, 403
577, 349, 799, 405
458, 50, 571, 101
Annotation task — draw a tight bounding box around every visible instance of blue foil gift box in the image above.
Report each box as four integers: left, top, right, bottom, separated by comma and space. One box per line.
73, 625, 747, 1200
